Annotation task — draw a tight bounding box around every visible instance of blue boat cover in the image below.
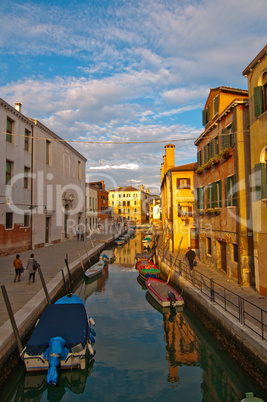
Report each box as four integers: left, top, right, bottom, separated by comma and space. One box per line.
43, 336, 69, 385
26, 304, 89, 356
55, 294, 84, 305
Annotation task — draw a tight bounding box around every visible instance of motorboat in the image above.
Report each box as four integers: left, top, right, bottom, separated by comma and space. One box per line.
145, 278, 184, 308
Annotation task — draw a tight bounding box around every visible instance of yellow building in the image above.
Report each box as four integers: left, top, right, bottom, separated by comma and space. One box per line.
108, 185, 152, 225
243, 45, 267, 296
160, 144, 197, 252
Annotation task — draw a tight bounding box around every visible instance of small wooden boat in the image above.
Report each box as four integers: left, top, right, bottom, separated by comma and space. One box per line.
84, 261, 104, 278
145, 291, 183, 315
136, 259, 157, 272
24, 294, 96, 385
115, 237, 126, 246
100, 250, 116, 264
139, 268, 161, 281
145, 278, 184, 308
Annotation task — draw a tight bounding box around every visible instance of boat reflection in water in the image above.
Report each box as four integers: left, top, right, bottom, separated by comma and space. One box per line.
145, 291, 199, 385
23, 357, 94, 401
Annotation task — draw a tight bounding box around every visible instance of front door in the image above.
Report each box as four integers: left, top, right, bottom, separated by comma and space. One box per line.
45, 217, 50, 243
220, 241, 227, 272
190, 227, 199, 249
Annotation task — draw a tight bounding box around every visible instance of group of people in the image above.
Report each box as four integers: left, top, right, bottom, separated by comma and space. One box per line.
13, 253, 39, 284
76, 230, 85, 241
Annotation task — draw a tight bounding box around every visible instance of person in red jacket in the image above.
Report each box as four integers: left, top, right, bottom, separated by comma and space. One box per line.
13, 254, 23, 282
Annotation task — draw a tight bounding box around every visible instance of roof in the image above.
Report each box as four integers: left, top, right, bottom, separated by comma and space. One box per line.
243, 44, 267, 76
169, 162, 197, 172
109, 186, 139, 192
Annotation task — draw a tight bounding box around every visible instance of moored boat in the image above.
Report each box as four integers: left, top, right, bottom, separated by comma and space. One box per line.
100, 250, 116, 264
145, 278, 184, 308
24, 294, 96, 385
84, 261, 105, 278
115, 237, 126, 246
136, 259, 157, 272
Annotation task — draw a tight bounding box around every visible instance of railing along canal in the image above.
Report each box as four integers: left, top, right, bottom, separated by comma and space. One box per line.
163, 253, 267, 341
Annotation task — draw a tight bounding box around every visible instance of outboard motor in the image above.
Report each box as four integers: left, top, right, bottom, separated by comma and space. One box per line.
168, 290, 176, 307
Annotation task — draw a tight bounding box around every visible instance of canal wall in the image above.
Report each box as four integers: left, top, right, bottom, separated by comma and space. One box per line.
0, 237, 114, 376
156, 253, 267, 391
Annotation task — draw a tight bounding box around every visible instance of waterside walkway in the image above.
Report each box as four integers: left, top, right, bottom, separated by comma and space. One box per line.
0, 231, 121, 372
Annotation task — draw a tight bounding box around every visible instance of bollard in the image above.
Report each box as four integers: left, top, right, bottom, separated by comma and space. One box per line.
37, 265, 51, 304
1, 285, 24, 359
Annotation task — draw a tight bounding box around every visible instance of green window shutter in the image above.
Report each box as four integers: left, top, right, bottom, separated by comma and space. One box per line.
222, 128, 230, 150
197, 188, 200, 209
225, 177, 230, 207
207, 104, 210, 122
197, 151, 202, 167
255, 163, 267, 200
213, 182, 218, 208
218, 180, 222, 207
214, 96, 218, 115
202, 109, 207, 126
232, 175, 237, 206
206, 185, 211, 208
211, 139, 215, 158
254, 86, 264, 117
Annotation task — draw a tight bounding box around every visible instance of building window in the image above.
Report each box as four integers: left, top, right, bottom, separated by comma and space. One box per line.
254, 73, 267, 117
25, 129, 30, 151
112, 201, 114, 206
197, 149, 202, 167
123, 208, 125, 214
46, 140, 52, 165
6, 160, 13, 185
197, 187, 204, 210
177, 178, 190, 189
134, 208, 137, 213
24, 166, 30, 189
233, 244, 239, 263
127, 201, 130, 206
24, 213, 30, 227
207, 237, 212, 255
123, 201, 126, 206
123, 194, 125, 198
118, 209, 121, 214
222, 123, 234, 150
254, 160, 267, 200
178, 205, 192, 218
212, 180, 222, 208
118, 194, 121, 198
225, 175, 237, 207
127, 209, 130, 214
6, 212, 13, 229
6, 117, 14, 143
118, 201, 121, 206
78, 161, 81, 180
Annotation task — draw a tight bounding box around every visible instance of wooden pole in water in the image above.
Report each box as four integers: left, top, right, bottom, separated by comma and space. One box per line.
1, 285, 24, 359
167, 237, 183, 284
77, 249, 85, 272
37, 265, 51, 304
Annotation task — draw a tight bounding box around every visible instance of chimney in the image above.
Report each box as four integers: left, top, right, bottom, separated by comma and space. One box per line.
15, 103, 22, 112
165, 143, 175, 171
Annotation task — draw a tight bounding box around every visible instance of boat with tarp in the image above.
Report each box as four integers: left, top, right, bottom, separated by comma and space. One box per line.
24, 294, 96, 385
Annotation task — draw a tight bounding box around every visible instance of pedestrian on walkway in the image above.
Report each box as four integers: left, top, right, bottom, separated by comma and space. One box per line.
27, 254, 38, 284
81, 230, 84, 241
76, 230, 80, 241
13, 254, 23, 282
184, 247, 196, 270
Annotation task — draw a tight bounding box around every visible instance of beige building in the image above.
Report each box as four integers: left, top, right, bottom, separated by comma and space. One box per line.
109, 185, 152, 225
85, 183, 98, 234
0, 99, 86, 256
243, 45, 267, 295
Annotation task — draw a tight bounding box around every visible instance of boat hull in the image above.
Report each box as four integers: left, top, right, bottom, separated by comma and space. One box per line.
145, 278, 184, 308
84, 261, 104, 278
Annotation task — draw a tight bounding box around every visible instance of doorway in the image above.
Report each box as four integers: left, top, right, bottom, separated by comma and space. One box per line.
45, 217, 50, 244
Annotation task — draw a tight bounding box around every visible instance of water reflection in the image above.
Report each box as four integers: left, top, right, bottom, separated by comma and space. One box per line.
0, 233, 265, 401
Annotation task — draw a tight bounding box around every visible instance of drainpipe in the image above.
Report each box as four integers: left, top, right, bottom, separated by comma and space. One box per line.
30, 123, 34, 249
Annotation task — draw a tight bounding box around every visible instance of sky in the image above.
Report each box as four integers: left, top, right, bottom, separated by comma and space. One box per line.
0, 0, 266, 194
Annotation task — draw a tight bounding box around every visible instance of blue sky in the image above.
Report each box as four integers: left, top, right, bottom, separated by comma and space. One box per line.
1, 0, 266, 194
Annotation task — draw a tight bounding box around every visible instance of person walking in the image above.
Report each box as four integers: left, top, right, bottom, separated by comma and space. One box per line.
76, 230, 80, 241
27, 253, 38, 284
184, 247, 196, 270
13, 254, 23, 282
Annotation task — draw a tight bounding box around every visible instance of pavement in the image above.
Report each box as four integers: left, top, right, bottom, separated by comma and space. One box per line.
0, 229, 266, 369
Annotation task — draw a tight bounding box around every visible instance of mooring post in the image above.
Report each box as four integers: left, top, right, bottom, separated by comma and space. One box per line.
1, 285, 24, 359
65, 257, 73, 288
37, 265, 51, 304
61, 269, 68, 294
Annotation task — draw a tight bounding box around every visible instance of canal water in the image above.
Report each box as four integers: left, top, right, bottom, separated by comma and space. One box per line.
0, 232, 265, 401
